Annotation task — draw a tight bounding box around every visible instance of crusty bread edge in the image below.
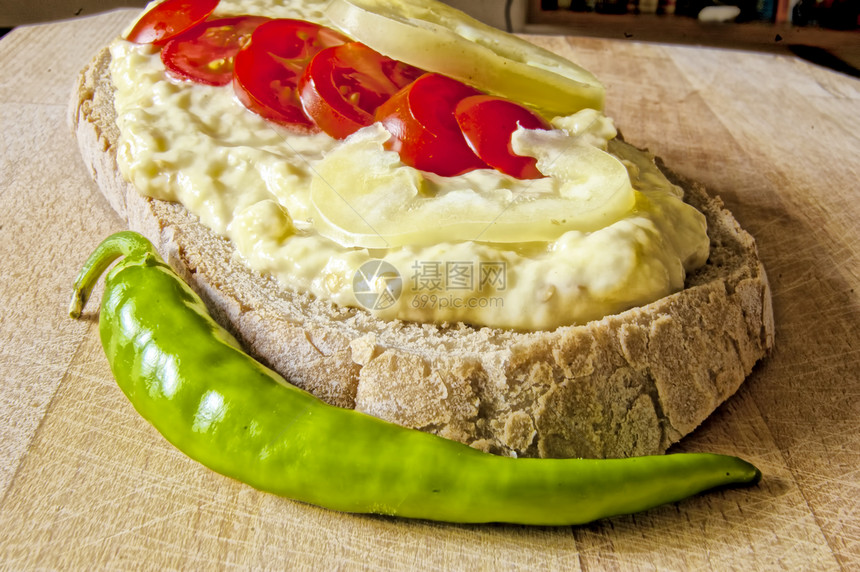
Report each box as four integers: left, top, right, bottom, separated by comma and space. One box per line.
69, 46, 774, 459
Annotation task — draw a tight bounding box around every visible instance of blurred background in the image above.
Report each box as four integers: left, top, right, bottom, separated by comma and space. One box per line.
1, 0, 856, 74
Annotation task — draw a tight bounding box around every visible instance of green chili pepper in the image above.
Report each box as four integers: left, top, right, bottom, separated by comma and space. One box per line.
69, 231, 761, 525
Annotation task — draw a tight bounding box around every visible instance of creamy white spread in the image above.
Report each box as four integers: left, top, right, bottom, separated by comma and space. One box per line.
110, 0, 709, 330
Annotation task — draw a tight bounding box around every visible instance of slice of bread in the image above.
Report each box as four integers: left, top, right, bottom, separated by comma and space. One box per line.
70, 46, 774, 459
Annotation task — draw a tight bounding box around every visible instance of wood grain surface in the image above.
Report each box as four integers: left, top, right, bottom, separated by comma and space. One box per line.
1, 9, 858, 570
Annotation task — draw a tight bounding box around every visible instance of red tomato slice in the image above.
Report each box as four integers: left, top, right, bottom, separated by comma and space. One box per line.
233, 19, 349, 130
298, 42, 424, 139
161, 16, 270, 86
126, 0, 219, 45
454, 95, 551, 179
375, 73, 487, 177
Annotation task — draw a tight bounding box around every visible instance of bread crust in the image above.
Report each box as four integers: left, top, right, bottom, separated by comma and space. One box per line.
70, 46, 774, 459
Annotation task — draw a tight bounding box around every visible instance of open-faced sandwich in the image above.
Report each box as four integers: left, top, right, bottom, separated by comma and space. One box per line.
70, 0, 773, 460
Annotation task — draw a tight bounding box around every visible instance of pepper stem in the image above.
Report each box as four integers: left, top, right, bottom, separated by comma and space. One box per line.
69, 231, 158, 319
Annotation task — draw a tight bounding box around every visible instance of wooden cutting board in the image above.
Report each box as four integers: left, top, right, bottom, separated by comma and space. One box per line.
1, 9, 858, 570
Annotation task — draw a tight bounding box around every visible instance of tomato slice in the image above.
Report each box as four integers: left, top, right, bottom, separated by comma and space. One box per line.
298, 42, 424, 139
161, 16, 270, 86
126, 0, 219, 45
375, 73, 487, 177
233, 19, 349, 130
455, 95, 550, 179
